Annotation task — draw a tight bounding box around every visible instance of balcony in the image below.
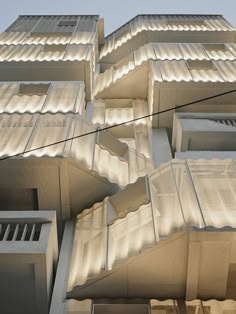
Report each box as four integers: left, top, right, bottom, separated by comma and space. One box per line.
0, 43, 95, 99
94, 47, 236, 128
66, 159, 236, 300
172, 112, 236, 152
100, 15, 236, 65
0, 210, 58, 314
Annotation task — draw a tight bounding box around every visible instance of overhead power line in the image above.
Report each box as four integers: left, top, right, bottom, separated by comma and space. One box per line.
0, 88, 236, 161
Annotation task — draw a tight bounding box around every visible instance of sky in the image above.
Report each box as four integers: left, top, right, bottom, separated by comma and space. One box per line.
0, 0, 236, 35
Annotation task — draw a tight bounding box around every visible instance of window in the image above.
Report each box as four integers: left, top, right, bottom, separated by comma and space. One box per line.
203, 43, 227, 51
19, 83, 50, 95
186, 60, 216, 70
43, 44, 66, 52
57, 20, 77, 27
0, 188, 39, 211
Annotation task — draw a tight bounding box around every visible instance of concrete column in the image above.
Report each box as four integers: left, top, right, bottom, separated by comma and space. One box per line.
151, 128, 172, 169
49, 221, 75, 314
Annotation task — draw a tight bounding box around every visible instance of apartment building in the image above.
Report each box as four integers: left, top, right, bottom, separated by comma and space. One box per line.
0, 14, 236, 314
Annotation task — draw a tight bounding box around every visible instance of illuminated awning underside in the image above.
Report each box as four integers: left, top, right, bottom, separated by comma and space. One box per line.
67, 159, 236, 300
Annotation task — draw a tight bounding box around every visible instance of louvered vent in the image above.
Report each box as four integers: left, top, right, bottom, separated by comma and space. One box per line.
0, 223, 42, 241
211, 119, 236, 127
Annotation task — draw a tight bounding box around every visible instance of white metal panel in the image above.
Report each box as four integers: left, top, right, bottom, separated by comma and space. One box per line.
105, 108, 133, 125
22, 35, 71, 45
0, 114, 36, 157
150, 61, 163, 82
189, 68, 224, 82
158, 60, 192, 82
0, 44, 92, 62
204, 44, 236, 60
6, 16, 42, 32
0, 32, 27, 44
69, 200, 107, 286
0, 83, 19, 113
63, 44, 90, 61
8, 45, 43, 61
42, 82, 82, 113
70, 116, 96, 168
153, 43, 183, 60
179, 43, 209, 60
0, 45, 16, 61
214, 60, 236, 82
204, 15, 235, 31
113, 61, 135, 82
187, 160, 236, 228
108, 203, 156, 269
93, 145, 129, 186
5, 95, 46, 113
24, 113, 74, 157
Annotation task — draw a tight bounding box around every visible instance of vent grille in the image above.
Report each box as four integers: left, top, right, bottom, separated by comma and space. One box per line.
211, 119, 236, 127
0, 223, 42, 241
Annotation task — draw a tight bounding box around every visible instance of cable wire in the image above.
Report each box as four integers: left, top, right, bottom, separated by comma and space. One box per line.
0, 88, 235, 161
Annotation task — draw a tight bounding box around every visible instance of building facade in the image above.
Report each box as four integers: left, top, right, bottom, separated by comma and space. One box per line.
0, 14, 236, 314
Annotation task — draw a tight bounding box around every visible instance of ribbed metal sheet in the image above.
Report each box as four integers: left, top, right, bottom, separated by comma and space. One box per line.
0, 82, 85, 114
0, 32, 27, 44
0, 32, 95, 45
134, 43, 209, 66
204, 43, 236, 60
151, 60, 236, 82
5, 16, 41, 32
25, 113, 74, 157
69, 200, 107, 286
93, 145, 129, 186
153, 60, 192, 82
0, 45, 16, 61
97, 44, 236, 95
102, 15, 236, 58
22, 35, 71, 45
0, 44, 91, 62
68, 159, 236, 288
134, 43, 236, 66
108, 203, 155, 268
214, 60, 236, 81
75, 16, 97, 32
6, 15, 99, 33
0, 113, 74, 158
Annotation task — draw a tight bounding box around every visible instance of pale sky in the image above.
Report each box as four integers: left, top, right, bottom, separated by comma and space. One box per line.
0, 0, 235, 35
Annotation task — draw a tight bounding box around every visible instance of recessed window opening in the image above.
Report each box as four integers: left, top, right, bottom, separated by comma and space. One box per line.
43, 44, 66, 52
57, 20, 77, 27
19, 83, 50, 95
186, 60, 216, 70
203, 43, 227, 51
30, 32, 72, 37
